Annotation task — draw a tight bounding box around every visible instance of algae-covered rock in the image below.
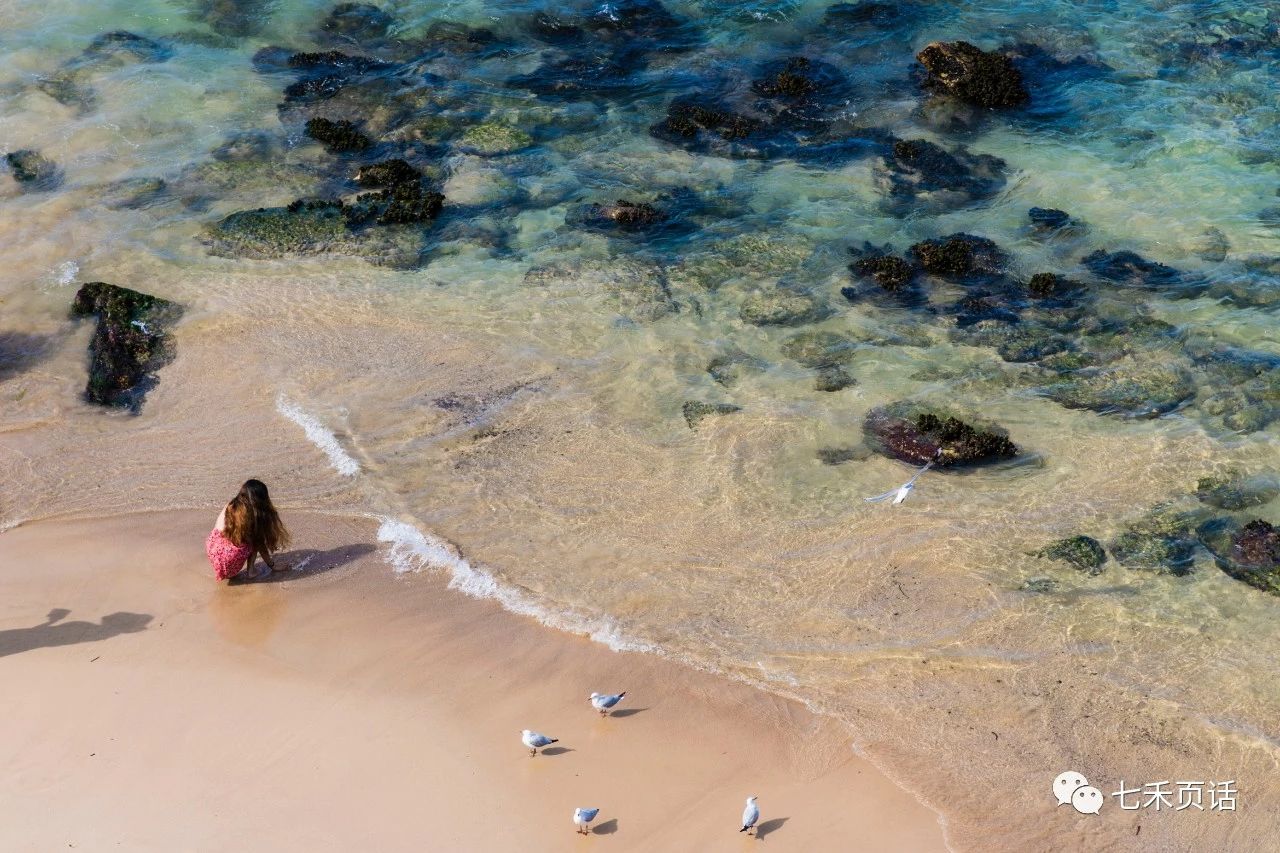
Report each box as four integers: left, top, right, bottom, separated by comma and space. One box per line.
1043, 361, 1194, 418
1198, 518, 1280, 594
1195, 472, 1280, 510
1108, 506, 1207, 575
524, 257, 677, 321
5, 150, 62, 191
851, 252, 916, 292
458, 123, 532, 156
1038, 535, 1106, 574
877, 139, 1007, 211
706, 349, 767, 387
649, 96, 769, 159
304, 117, 373, 152
70, 282, 181, 410
916, 41, 1029, 109
816, 444, 872, 465
863, 401, 1018, 467
909, 233, 1007, 278
740, 288, 829, 326
814, 364, 856, 391
682, 400, 741, 429
780, 331, 858, 368
1081, 249, 1181, 288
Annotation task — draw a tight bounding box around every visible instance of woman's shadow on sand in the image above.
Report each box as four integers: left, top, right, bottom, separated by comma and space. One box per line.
0, 608, 152, 657
231, 543, 377, 585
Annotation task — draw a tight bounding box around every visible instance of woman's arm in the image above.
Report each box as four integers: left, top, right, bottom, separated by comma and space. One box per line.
215, 504, 228, 532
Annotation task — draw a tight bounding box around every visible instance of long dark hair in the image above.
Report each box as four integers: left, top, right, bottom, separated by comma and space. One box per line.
223, 479, 290, 553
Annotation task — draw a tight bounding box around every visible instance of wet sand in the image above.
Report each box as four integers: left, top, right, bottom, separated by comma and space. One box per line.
0, 509, 948, 851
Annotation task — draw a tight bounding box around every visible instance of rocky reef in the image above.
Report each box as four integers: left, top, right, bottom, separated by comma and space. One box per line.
4, 150, 62, 191
863, 401, 1018, 467
875, 139, 1007, 212
916, 41, 1029, 109
70, 283, 181, 410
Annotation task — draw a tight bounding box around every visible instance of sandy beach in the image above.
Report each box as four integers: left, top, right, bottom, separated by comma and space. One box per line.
0, 509, 948, 851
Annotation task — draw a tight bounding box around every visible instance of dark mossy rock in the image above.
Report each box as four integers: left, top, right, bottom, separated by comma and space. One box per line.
304, 117, 373, 153
909, 233, 1007, 278
567, 199, 668, 233
781, 330, 858, 368
1081, 249, 1180, 288
354, 158, 419, 188
954, 320, 1070, 363
739, 288, 830, 326
650, 97, 768, 158
1028, 207, 1069, 229
580, 0, 699, 51
823, 1, 909, 28
70, 282, 181, 410
752, 56, 820, 98
1025, 272, 1082, 299
863, 401, 1018, 467
5, 150, 62, 191
706, 349, 767, 387
814, 364, 856, 392
529, 12, 584, 45
1038, 535, 1106, 574
1213, 520, 1280, 594
817, 444, 872, 465
916, 41, 1029, 109
346, 184, 444, 226
682, 400, 741, 429
1042, 362, 1195, 418
1195, 472, 1280, 511
507, 55, 639, 100
878, 139, 1007, 210
851, 252, 916, 292
748, 56, 852, 129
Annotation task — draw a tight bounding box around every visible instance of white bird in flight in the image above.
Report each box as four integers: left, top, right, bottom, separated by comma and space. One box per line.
740, 795, 760, 835
590, 691, 626, 716
521, 729, 558, 756
573, 807, 600, 834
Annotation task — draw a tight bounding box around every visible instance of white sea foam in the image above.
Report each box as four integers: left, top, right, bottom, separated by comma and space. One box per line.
275, 395, 360, 477
53, 261, 78, 286
375, 517, 657, 654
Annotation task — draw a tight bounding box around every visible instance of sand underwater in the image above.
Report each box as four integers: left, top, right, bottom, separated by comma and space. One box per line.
2, 0, 1279, 850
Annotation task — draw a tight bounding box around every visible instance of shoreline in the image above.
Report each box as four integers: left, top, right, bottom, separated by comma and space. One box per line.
0, 509, 949, 851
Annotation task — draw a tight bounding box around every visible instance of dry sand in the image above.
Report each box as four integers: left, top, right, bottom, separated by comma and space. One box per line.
0, 510, 948, 852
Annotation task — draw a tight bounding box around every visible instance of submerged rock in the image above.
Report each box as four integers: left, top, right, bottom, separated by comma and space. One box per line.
1024, 272, 1082, 299
524, 257, 677, 321
1028, 207, 1070, 229
1195, 472, 1280, 511
457, 123, 532, 156
863, 401, 1018, 467
877, 139, 1007, 211
1043, 361, 1195, 418
916, 41, 1029, 109
909, 233, 1007, 278
1038, 535, 1106, 574
739, 288, 830, 326
316, 2, 396, 45
1081, 249, 1181, 288
304, 117, 373, 153
706, 349, 767, 387
4, 150, 62, 191
1204, 520, 1280, 595
70, 282, 181, 410
1190, 227, 1230, 263
650, 97, 768, 158
814, 364, 856, 391
816, 444, 872, 465
567, 199, 668, 233
191, 0, 275, 37
1109, 507, 1206, 575
682, 400, 741, 429
850, 251, 916, 292
781, 330, 859, 368
36, 31, 172, 112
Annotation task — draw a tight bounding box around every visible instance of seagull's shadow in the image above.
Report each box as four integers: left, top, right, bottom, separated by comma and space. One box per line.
755, 817, 788, 840
592, 818, 618, 835
541, 746, 574, 756
608, 708, 647, 718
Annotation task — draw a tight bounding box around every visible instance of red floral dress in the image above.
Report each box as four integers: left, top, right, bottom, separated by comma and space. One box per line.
206, 527, 253, 580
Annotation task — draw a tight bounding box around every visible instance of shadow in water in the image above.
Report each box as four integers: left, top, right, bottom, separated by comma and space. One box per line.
593, 818, 618, 835
0, 331, 54, 380
755, 817, 788, 840
609, 707, 647, 718
0, 608, 152, 657
231, 543, 377, 584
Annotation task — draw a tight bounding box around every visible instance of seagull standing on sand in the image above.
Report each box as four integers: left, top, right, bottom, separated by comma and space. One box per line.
521, 729, 558, 756
573, 807, 600, 834
740, 796, 760, 836
590, 691, 626, 716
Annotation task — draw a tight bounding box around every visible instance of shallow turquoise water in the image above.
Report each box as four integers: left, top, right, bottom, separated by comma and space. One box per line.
1, 1, 1278, 849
